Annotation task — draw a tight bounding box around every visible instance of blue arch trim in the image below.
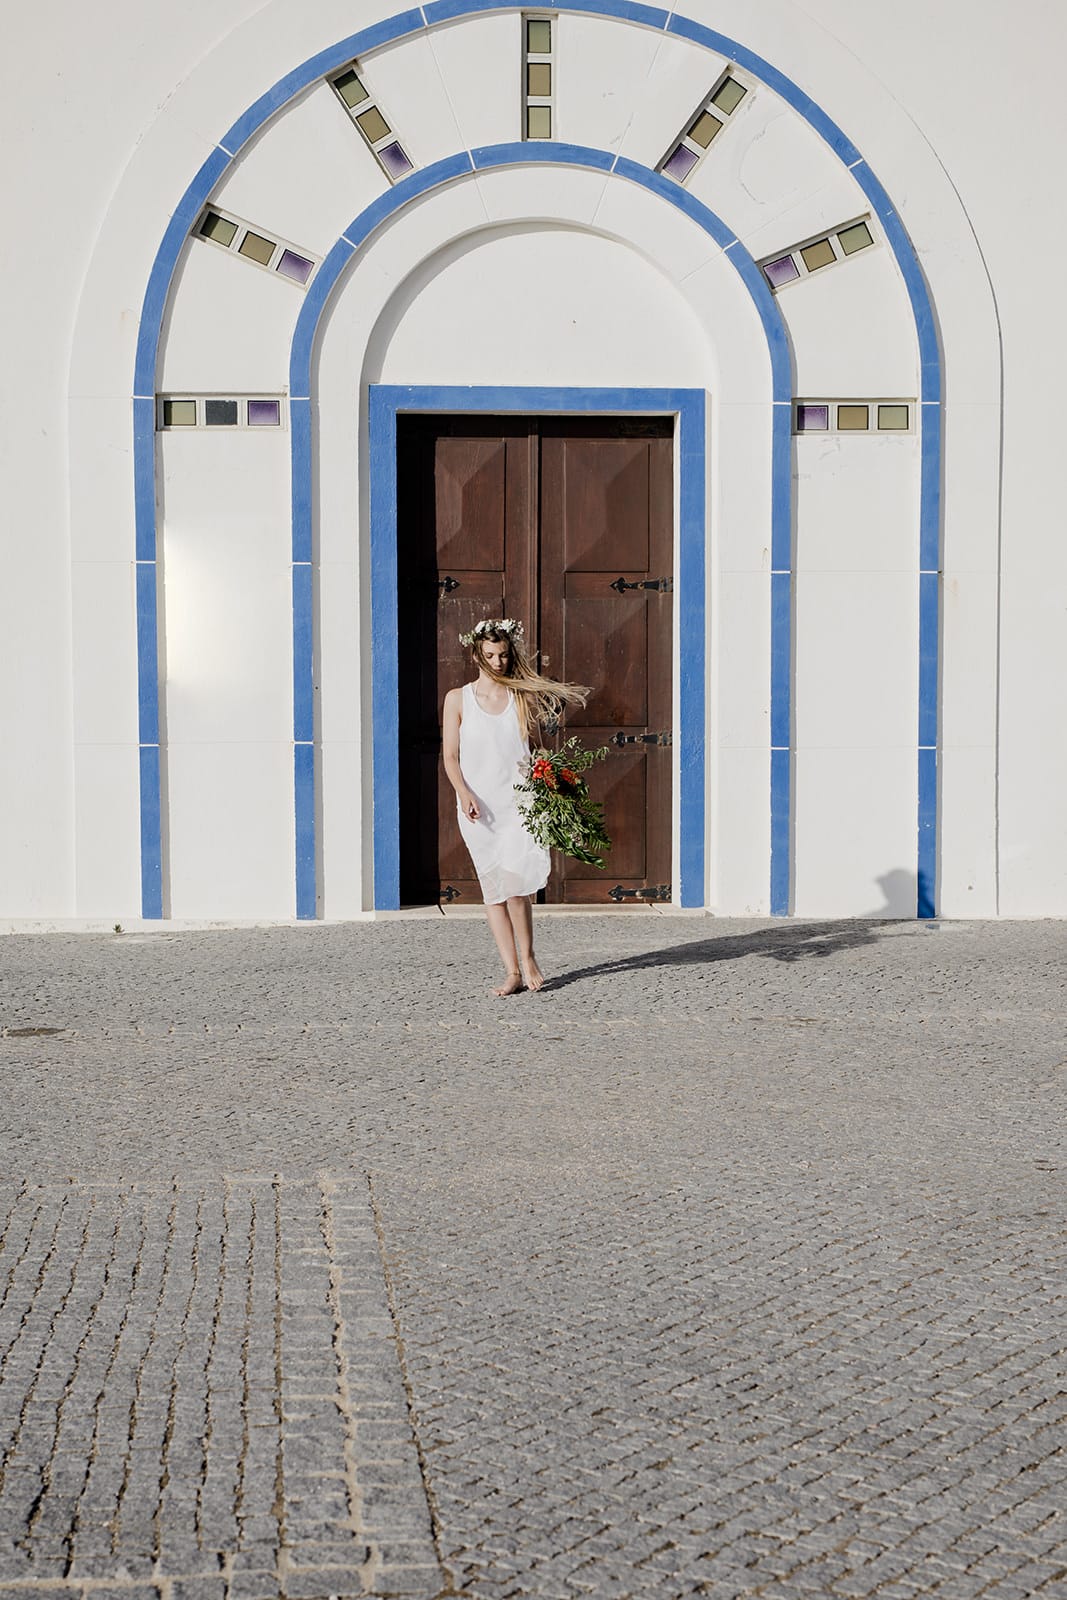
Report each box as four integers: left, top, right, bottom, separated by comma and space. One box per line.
133, 0, 942, 920
287, 145, 791, 914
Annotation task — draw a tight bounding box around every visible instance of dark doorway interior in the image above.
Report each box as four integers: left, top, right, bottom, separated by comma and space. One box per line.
397, 415, 674, 905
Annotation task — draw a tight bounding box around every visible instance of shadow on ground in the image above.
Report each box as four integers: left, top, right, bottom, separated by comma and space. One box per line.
541, 917, 928, 992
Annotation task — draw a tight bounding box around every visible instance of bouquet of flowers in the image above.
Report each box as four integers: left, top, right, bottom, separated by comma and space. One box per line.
514, 736, 612, 868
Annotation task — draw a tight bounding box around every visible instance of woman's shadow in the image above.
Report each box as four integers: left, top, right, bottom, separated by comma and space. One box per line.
541, 869, 927, 992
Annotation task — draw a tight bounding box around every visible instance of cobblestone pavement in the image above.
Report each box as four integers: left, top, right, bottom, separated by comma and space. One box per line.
0, 916, 1064, 1600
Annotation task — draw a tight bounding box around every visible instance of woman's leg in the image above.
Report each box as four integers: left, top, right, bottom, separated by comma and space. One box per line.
506, 895, 544, 991
484, 902, 524, 995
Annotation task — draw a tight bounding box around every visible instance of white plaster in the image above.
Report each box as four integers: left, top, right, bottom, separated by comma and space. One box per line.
794, 748, 917, 917
795, 433, 920, 573
795, 570, 918, 751
159, 434, 292, 748
555, 12, 672, 155
358, 30, 466, 171
213, 83, 388, 257
711, 401, 776, 572
373, 225, 713, 389
709, 746, 770, 915
166, 741, 294, 919
71, 564, 139, 746
939, 746, 998, 919
160, 237, 302, 393
691, 93, 863, 263
614, 25, 728, 172
593, 175, 720, 285
72, 745, 143, 919
425, 13, 522, 152
712, 569, 771, 749
777, 243, 919, 397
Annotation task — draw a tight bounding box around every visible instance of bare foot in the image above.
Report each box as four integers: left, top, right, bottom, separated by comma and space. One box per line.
492, 972, 525, 997
522, 958, 545, 992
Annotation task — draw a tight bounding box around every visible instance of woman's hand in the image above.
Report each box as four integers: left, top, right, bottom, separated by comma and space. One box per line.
460, 790, 480, 821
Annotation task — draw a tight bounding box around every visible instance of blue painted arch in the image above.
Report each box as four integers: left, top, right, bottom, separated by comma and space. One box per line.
133, 0, 942, 920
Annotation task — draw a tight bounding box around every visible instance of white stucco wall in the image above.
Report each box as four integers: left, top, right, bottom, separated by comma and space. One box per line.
1, 0, 1062, 921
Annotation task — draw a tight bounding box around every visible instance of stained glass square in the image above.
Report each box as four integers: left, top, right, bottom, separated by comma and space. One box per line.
526, 104, 551, 139
162, 400, 196, 427
711, 77, 746, 114
796, 404, 829, 432
526, 19, 551, 52
838, 404, 870, 431
200, 212, 237, 247
378, 141, 414, 179
527, 62, 552, 96
688, 110, 723, 148
355, 105, 391, 144
662, 144, 699, 182
763, 254, 799, 289
204, 400, 238, 426
333, 69, 368, 109
838, 220, 874, 255
800, 237, 835, 272
276, 249, 314, 284
878, 404, 910, 431
238, 230, 276, 266
247, 400, 281, 427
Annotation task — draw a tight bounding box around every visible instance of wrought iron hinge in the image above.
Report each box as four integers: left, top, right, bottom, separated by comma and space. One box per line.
611, 730, 672, 747
610, 576, 673, 594
440, 885, 462, 902
608, 884, 672, 902
438, 575, 460, 594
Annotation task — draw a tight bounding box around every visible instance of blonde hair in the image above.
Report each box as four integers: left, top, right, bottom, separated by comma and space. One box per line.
470, 625, 589, 740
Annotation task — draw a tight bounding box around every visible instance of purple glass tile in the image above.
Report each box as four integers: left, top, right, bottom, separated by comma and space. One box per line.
763, 254, 800, 289
796, 404, 829, 432
276, 249, 314, 285
247, 399, 281, 427
662, 144, 699, 182
379, 141, 414, 179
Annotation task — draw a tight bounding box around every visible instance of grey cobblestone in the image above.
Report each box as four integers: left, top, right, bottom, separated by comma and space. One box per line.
0, 916, 1065, 1596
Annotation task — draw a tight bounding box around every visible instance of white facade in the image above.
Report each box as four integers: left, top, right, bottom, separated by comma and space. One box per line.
1, 0, 1063, 922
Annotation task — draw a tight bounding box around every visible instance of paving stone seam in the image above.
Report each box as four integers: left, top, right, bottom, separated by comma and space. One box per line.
367, 1175, 454, 1598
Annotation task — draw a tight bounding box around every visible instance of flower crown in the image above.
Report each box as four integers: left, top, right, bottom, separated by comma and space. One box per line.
459, 617, 525, 648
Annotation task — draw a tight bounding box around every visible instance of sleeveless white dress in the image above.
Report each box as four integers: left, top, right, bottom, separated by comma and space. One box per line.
457, 682, 550, 905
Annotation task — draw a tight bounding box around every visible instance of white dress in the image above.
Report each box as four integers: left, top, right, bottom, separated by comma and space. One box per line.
457, 681, 550, 905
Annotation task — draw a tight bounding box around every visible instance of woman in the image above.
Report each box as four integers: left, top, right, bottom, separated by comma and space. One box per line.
442, 619, 588, 995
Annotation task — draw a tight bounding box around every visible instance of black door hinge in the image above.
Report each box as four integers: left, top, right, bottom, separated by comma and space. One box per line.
608, 884, 672, 902
610, 576, 673, 594
611, 730, 672, 747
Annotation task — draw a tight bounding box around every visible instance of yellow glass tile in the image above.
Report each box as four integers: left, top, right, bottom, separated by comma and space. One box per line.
355, 105, 391, 144
200, 212, 237, 247
527, 62, 552, 96
838, 220, 874, 255
838, 405, 870, 431
526, 19, 552, 53
878, 404, 910, 431
800, 237, 835, 272
163, 400, 196, 427
688, 110, 723, 148
711, 77, 746, 114
334, 69, 368, 109
238, 230, 276, 266
526, 104, 552, 139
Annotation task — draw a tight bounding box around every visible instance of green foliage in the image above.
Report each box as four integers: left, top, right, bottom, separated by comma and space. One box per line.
514, 736, 612, 868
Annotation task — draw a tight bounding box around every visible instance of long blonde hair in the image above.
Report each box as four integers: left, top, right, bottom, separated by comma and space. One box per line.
470, 624, 589, 741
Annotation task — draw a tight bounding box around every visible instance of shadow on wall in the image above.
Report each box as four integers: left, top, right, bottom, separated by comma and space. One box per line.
542, 869, 930, 993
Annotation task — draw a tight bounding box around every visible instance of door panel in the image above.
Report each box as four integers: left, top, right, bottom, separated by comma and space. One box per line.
397, 415, 673, 906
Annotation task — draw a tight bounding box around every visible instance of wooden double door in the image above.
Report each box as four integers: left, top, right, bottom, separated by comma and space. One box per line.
397, 415, 673, 905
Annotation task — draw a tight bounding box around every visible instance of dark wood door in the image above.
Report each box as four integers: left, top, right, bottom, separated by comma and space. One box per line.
397, 415, 673, 906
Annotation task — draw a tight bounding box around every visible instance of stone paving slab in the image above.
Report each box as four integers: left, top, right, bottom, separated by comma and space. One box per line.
0, 916, 1065, 1598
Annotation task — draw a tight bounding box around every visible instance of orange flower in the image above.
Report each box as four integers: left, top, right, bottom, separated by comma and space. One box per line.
560, 768, 577, 786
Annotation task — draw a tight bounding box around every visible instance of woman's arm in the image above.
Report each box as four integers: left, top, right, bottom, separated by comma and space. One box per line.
442, 688, 480, 819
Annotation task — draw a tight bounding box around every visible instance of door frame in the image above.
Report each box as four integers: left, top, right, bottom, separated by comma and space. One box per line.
368, 385, 707, 910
